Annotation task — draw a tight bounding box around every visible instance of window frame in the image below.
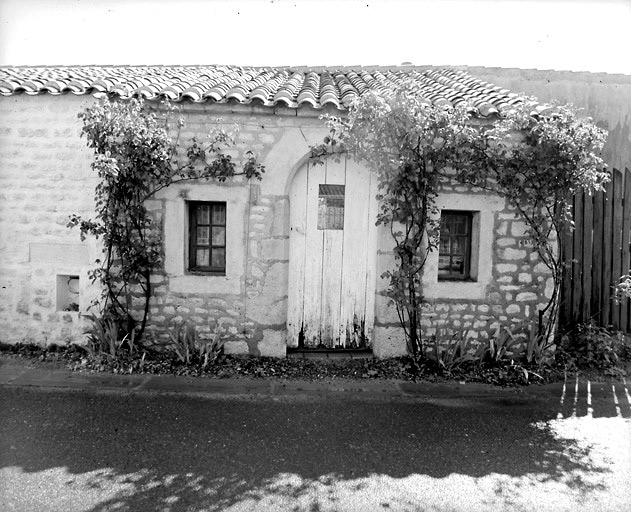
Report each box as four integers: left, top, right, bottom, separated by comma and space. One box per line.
188, 201, 227, 275
317, 184, 345, 230
438, 210, 473, 281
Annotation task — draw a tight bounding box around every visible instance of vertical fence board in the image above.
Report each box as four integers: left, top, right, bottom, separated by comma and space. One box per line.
621, 169, 631, 332
561, 212, 574, 328
581, 192, 594, 323
611, 169, 624, 329
571, 193, 584, 324
591, 189, 605, 324
561, 167, 631, 334
601, 178, 614, 326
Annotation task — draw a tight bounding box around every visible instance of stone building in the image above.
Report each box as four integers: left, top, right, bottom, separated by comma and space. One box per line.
1, 64, 616, 357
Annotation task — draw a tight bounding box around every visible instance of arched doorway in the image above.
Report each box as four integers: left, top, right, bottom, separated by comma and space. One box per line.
287, 155, 378, 349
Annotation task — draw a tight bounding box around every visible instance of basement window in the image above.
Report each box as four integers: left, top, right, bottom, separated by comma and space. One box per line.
317, 184, 345, 230
56, 274, 80, 311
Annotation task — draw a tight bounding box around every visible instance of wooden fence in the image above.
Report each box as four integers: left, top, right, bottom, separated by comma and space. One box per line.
560, 167, 631, 333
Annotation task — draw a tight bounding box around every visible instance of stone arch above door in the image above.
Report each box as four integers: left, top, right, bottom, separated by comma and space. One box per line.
287, 155, 379, 349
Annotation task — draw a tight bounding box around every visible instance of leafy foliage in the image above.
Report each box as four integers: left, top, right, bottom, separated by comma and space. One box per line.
166, 321, 225, 368
426, 332, 477, 371
82, 313, 121, 359
313, 84, 482, 354
615, 271, 631, 302
313, 84, 607, 352
560, 325, 631, 375
69, 98, 264, 340
471, 102, 608, 340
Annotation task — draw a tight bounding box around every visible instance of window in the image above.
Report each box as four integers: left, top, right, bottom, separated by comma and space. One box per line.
188, 202, 226, 273
317, 184, 345, 230
438, 211, 472, 280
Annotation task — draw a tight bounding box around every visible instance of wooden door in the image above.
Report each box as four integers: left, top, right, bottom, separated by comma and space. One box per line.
287, 156, 378, 348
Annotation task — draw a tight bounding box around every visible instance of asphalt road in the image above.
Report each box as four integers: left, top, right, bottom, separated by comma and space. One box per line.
1, 383, 630, 512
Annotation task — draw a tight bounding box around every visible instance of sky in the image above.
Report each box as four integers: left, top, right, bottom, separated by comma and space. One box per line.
0, 0, 629, 74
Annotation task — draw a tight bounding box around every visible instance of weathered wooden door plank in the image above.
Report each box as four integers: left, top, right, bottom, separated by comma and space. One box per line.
363, 169, 379, 345
319, 158, 346, 347
287, 161, 309, 346
302, 161, 326, 346
339, 158, 370, 347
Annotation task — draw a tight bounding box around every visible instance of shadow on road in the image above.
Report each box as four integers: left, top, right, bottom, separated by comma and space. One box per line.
1, 385, 629, 511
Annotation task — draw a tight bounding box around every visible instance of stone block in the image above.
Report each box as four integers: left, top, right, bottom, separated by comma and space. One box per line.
223, 340, 249, 355
251, 264, 265, 279
534, 262, 550, 273
259, 133, 276, 145
271, 198, 289, 237
518, 273, 532, 283
374, 293, 399, 325
247, 297, 287, 325
372, 326, 408, 358
511, 221, 529, 237
261, 238, 289, 261
262, 262, 288, 297
506, 304, 520, 314
29, 243, 90, 266
516, 292, 538, 302
496, 238, 516, 247
496, 263, 517, 273
258, 329, 286, 358
501, 248, 528, 260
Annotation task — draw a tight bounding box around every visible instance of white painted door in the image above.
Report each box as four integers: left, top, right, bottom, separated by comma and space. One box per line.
287, 156, 378, 349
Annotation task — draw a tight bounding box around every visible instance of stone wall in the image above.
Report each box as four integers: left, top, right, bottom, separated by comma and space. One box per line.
0, 94, 101, 344
0, 93, 553, 357
372, 178, 554, 358
127, 102, 331, 357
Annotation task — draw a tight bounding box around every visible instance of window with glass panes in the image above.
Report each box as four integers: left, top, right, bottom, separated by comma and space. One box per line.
438, 211, 472, 280
317, 184, 345, 230
189, 202, 226, 273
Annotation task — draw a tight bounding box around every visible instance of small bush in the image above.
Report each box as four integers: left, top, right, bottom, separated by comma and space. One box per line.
165, 321, 225, 368
83, 313, 122, 359
560, 325, 630, 374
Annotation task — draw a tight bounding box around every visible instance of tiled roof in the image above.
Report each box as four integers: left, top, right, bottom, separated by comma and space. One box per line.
0, 65, 541, 117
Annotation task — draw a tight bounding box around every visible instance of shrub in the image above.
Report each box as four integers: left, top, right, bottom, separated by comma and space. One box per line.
560, 325, 630, 373
166, 321, 225, 368
83, 313, 123, 359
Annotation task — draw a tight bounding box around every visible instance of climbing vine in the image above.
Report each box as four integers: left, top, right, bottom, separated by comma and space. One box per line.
473, 102, 608, 341
69, 98, 264, 340
313, 84, 484, 355
314, 85, 608, 353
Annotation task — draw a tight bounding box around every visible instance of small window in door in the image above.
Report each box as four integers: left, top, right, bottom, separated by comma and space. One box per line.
317, 184, 345, 230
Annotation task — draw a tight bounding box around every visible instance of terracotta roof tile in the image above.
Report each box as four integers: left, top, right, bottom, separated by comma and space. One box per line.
0, 64, 536, 117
